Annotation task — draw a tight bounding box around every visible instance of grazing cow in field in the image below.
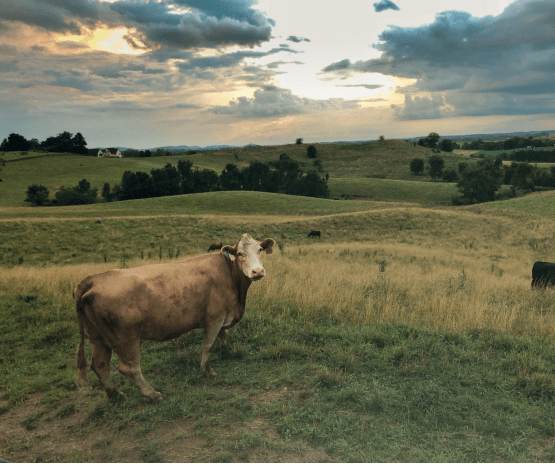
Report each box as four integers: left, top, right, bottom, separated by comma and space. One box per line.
74, 234, 275, 402
207, 242, 223, 252
531, 261, 555, 288
308, 230, 321, 239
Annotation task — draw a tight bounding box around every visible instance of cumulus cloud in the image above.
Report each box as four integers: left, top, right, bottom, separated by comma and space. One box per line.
322, 0, 555, 119
287, 35, 311, 43
321, 59, 352, 73
0, 0, 274, 50
373, 0, 399, 13
211, 85, 359, 119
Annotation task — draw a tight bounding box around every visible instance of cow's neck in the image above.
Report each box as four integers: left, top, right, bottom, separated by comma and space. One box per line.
223, 254, 252, 306
233, 263, 252, 306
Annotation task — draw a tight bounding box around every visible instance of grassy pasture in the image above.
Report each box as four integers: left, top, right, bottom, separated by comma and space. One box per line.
328, 177, 457, 204
0, 140, 459, 207
484, 190, 555, 217
3, 192, 555, 461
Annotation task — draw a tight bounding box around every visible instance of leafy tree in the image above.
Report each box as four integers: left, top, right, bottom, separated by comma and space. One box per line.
439, 138, 454, 153
25, 184, 50, 206
76, 178, 92, 194
150, 163, 181, 197
290, 170, 329, 198
241, 161, 270, 191
1, 133, 31, 151
177, 159, 194, 194
192, 169, 220, 193
442, 169, 459, 183
101, 183, 114, 202
295, 137, 303, 145
72, 132, 88, 154
118, 171, 153, 200
427, 154, 444, 180
409, 158, 425, 176
424, 132, 440, 149
313, 159, 323, 172
306, 145, 317, 158
55, 179, 97, 206
220, 163, 242, 191
379, 135, 385, 141
505, 162, 535, 192
456, 158, 503, 203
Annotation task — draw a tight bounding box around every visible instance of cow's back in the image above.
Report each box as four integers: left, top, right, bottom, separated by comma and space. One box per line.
75, 253, 237, 341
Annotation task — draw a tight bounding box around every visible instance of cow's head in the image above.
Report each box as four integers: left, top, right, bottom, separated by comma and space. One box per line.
221, 234, 275, 281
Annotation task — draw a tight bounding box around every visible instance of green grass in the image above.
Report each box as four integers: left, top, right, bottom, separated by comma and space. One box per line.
0, 190, 391, 221
486, 190, 555, 217
328, 177, 458, 205
2, 293, 555, 461
0, 141, 459, 207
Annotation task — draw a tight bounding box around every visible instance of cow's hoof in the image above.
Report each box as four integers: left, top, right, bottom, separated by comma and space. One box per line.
220, 346, 232, 359
148, 391, 163, 403
108, 391, 126, 402
203, 368, 217, 379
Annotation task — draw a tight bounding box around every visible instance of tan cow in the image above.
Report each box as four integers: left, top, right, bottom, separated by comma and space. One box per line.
75, 234, 275, 402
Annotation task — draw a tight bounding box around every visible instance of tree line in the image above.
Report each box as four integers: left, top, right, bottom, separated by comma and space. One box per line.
1, 132, 88, 154
461, 135, 554, 151
409, 153, 555, 204
25, 154, 329, 206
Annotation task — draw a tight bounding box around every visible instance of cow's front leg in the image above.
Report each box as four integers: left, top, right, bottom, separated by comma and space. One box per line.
201, 316, 225, 378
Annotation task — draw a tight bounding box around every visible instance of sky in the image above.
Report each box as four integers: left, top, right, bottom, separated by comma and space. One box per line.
1, 0, 555, 149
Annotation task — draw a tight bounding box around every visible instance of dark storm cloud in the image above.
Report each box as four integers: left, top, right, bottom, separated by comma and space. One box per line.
172, 0, 275, 27
373, 0, 400, 13
211, 85, 359, 119
322, 0, 555, 119
0, 0, 112, 33
0, 0, 274, 50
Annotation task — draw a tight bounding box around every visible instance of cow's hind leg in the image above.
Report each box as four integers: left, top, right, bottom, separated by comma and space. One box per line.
89, 333, 121, 400
117, 343, 163, 402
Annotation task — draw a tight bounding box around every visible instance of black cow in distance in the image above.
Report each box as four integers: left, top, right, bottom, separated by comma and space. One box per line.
531, 261, 555, 288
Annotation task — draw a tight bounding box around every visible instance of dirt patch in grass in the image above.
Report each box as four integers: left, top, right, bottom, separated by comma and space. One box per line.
0, 388, 329, 462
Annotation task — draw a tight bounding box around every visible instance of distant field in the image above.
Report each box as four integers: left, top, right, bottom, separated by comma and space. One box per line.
455, 147, 555, 158
485, 190, 555, 218
0, 143, 462, 207
0, 191, 389, 221
328, 177, 457, 205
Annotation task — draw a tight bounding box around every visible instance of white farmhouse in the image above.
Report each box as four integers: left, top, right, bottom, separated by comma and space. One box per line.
97, 148, 122, 158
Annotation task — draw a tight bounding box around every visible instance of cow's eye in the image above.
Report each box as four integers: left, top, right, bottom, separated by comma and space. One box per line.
238, 252, 247, 258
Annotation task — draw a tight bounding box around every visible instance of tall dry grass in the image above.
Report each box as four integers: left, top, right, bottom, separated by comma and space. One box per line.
2, 240, 555, 340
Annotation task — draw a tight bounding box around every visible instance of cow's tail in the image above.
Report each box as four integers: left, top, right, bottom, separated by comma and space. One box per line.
74, 285, 88, 387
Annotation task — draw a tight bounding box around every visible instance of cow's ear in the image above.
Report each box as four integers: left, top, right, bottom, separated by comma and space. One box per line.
260, 238, 275, 254
221, 245, 237, 260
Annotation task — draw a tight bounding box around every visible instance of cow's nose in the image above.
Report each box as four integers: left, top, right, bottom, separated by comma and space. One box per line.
251, 267, 265, 280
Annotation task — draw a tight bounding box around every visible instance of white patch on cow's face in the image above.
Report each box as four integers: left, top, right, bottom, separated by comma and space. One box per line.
237, 234, 266, 281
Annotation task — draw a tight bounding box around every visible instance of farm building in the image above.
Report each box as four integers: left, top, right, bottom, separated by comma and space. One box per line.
97, 148, 122, 158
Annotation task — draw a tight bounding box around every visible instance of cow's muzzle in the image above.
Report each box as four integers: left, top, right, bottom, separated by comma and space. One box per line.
250, 267, 266, 281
